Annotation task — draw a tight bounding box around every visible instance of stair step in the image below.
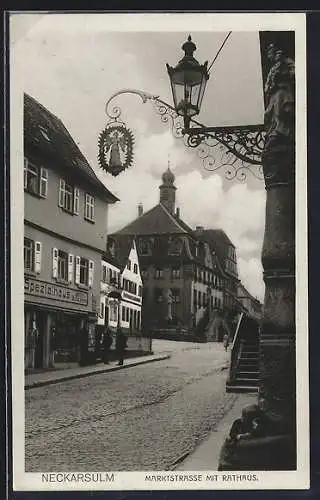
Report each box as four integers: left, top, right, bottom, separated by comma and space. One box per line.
236, 371, 259, 378
235, 377, 259, 385
226, 384, 259, 394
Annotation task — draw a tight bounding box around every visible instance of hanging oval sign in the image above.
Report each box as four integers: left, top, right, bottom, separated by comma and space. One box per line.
98, 124, 134, 177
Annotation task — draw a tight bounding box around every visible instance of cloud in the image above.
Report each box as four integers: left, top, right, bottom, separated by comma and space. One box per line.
238, 257, 265, 302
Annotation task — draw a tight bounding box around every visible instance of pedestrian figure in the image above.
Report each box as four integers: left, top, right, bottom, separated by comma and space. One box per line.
102, 328, 113, 364
115, 330, 127, 366
223, 333, 230, 352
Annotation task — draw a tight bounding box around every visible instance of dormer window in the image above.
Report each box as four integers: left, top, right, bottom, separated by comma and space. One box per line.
39, 126, 51, 142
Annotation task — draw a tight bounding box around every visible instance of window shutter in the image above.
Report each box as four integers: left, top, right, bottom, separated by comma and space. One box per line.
24, 158, 28, 189
34, 241, 42, 273
73, 187, 80, 214
52, 248, 58, 278
58, 179, 65, 207
40, 168, 48, 198
75, 256, 81, 284
68, 254, 74, 283
88, 260, 94, 287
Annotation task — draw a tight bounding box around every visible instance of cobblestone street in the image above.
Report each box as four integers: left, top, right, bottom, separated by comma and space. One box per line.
25, 341, 236, 471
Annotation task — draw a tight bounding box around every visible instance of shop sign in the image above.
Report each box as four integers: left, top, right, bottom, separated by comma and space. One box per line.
25, 277, 88, 306
122, 291, 141, 304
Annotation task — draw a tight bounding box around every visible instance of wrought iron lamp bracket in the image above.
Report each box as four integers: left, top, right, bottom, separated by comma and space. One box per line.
104, 89, 265, 181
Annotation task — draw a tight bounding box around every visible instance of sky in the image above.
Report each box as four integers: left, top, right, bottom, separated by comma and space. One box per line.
11, 13, 267, 301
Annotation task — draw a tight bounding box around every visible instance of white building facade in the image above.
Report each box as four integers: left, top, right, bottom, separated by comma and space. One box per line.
99, 240, 143, 334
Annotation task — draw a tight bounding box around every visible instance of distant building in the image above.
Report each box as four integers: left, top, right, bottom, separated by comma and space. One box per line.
99, 238, 143, 335
194, 228, 240, 324
237, 283, 263, 322
24, 93, 118, 369
110, 167, 234, 337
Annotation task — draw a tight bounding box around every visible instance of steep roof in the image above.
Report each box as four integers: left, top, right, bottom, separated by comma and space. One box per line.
114, 203, 193, 236
196, 229, 235, 264
24, 93, 118, 203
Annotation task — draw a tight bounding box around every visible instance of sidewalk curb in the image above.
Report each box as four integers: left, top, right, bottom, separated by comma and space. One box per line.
25, 354, 172, 390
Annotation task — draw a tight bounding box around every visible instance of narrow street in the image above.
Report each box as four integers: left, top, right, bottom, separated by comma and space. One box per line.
25, 341, 236, 471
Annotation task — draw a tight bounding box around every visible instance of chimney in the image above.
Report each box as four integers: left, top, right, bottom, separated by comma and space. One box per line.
138, 203, 143, 217
176, 207, 180, 218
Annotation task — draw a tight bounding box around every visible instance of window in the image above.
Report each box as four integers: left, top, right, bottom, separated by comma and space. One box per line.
24, 239, 41, 273
126, 308, 129, 322
102, 266, 107, 282
141, 269, 149, 280
138, 285, 143, 297
171, 268, 181, 279
100, 301, 105, 319
58, 179, 79, 214
127, 259, 131, 270
24, 158, 48, 197
168, 237, 182, 255
85, 193, 95, 222
133, 263, 138, 274
24, 238, 34, 271
155, 268, 164, 279
172, 289, 181, 303
139, 239, 152, 256
155, 288, 163, 303
58, 250, 68, 281
80, 258, 89, 286
122, 306, 126, 322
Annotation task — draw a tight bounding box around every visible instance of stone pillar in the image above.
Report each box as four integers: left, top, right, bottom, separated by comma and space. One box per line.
259, 32, 296, 463
218, 32, 296, 470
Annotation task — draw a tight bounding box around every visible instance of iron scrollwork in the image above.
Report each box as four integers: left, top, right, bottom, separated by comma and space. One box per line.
102, 89, 266, 181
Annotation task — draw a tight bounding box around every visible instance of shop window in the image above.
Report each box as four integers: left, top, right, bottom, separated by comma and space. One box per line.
80, 258, 89, 286
84, 193, 95, 222
58, 250, 68, 281
133, 263, 138, 274
126, 308, 129, 322
24, 238, 34, 271
122, 306, 126, 322
24, 158, 48, 198
58, 179, 79, 215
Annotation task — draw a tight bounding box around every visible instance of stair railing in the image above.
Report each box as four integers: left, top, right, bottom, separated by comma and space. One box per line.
228, 312, 244, 384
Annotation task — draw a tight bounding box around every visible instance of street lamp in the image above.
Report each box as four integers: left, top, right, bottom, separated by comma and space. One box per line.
166, 35, 209, 129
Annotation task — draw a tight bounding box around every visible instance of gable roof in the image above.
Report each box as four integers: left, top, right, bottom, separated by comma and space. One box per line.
24, 93, 118, 203
196, 229, 235, 264
114, 203, 192, 236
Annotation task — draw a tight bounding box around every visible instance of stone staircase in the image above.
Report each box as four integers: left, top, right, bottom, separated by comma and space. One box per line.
226, 339, 259, 393
226, 313, 260, 394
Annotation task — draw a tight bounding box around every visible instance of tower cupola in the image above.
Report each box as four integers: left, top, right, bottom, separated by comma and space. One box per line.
159, 165, 176, 213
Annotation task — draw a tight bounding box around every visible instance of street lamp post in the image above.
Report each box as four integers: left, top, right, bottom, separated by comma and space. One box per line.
100, 31, 296, 469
